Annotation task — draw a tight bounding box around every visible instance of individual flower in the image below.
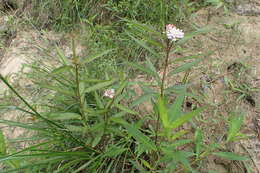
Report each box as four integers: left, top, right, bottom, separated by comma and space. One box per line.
104, 89, 115, 98
165, 24, 184, 41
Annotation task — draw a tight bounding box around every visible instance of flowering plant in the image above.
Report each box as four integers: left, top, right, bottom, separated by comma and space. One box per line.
165, 24, 184, 41
104, 89, 115, 98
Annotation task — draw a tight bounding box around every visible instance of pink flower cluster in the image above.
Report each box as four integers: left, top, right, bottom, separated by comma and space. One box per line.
165, 24, 184, 41
104, 89, 115, 98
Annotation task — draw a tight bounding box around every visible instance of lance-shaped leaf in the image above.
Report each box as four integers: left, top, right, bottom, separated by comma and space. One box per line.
126, 31, 159, 58
84, 79, 117, 93
168, 93, 185, 122
170, 107, 204, 129
145, 56, 161, 84
40, 84, 74, 96
157, 97, 170, 128
51, 65, 73, 75
114, 104, 138, 115
213, 152, 248, 161
177, 27, 211, 45
56, 46, 70, 65
124, 19, 163, 38
127, 62, 155, 77
168, 58, 202, 76
82, 49, 114, 64
195, 128, 203, 159
46, 112, 81, 120
0, 130, 6, 155
112, 119, 156, 151
103, 146, 127, 158
226, 114, 244, 142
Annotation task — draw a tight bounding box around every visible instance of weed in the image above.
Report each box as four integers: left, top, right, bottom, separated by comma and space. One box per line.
0, 0, 252, 172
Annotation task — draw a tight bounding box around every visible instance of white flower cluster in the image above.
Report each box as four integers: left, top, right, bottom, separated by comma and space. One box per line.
165, 24, 184, 41
103, 89, 115, 98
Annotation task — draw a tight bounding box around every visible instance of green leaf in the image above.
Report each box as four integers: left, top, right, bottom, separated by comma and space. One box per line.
84, 79, 117, 93
79, 81, 85, 96
165, 84, 188, 94
0, 130, 6, 155
226, 114, 244, 142
213, 152, 248, 161
170, 107, 204, 129
132, 92, 154, 107
104, 146, 127, 157
0, 120, 48, 132
0, 141, 55, 162
130, 160, 146, 172
0, 151, 90, 161
162, 151, 195, 172
72, 158, 97, 173
47, 112, 81, 120
40, 84, 74, 96
168, 94, 185, 122
127, 20, 157, 34
157, 97, 170, 128
171, 139, 192, 148
117, 121, 156, 151
51, 65, 72, 75
172, 54, 204, 63
145, 57, 160, 84
177, 27, 211, 45
127, 62, 155, 77
115, 104, 138, 115
113, 80, 128, 98
66, 125, 88, 132
126, 32, 159, 57
2, 157, 66, 173
125, 19, 162, 38
195, 128, 203, 158
54, 159, 86, 173
82, 49, 114, 64
168, 59, 202, 76
140, 159, 153, 170
94, 91, 104, 109
56, 46, 70, 65
170, 130, 187, 141
91, 133, 103, 147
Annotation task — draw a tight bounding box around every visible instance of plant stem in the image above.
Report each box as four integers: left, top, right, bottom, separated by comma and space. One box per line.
160, 39, 172, 97
75, 63, 88, 125
155, 40, 173, 146
71, 38, 88, 126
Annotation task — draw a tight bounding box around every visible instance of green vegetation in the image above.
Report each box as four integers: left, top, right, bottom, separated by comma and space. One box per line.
0, 0, 255, 172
